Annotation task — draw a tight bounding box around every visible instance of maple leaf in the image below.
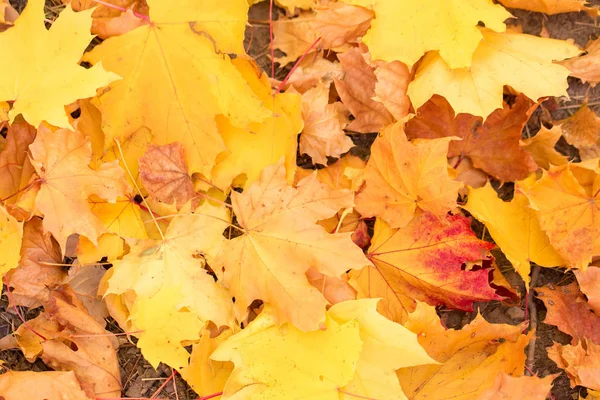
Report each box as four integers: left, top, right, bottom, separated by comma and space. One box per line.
478, 373, 556, 400
329, 299, 436, 400
211, 58, 302, 190
139, 143, 195, 209
520, 126, 569, 169
106, 202, 236, 333
334, 48, 395, 133
210, 161, 371, 331
350, 213, 498, 324
4, 217, 65, 308
398, 302, 530, 400
574, 266, 600, 314
408, 29, 579, 118
556, 104, 600, 160
560, 37, 600, 86
345, 0, 510, 68
0, 370, 92, 400
211, 306, 362, 399
0, 204, 22, 278
355, 122, 462, 229
179, 329, 234, 398
548, 339, 600, 390
373, 60, 411, 122
0, 117, 36, 204
498, 0, 596, 15
299, 81, 353, 165
130, 286, 205, 369
29, 125, 130, 249
536, 283, 600, 344
464, 183, 565, 285
518, 163, 600, 269
0, 0, 119, 128
11, 288, 121, 398
405, 94, 539, 181
83, 0, 270, 176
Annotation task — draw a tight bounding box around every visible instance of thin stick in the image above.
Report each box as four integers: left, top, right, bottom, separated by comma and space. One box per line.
150, 370, 175, 399
275, 37, 322, 94
525, 265, 541, 376
269, 0, 275, 78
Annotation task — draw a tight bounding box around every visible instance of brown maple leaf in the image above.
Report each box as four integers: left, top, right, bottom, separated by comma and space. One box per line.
405, 94, 538, 181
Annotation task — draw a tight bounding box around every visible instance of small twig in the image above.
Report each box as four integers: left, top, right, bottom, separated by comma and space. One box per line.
275, 37, 322, 94
525, 265, 541, 376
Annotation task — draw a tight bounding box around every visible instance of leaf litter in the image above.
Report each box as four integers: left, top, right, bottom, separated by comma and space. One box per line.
2, 0, 600, 399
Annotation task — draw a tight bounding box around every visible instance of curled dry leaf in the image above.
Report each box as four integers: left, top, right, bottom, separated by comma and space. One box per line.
556, 104, 600, 161
285, 56, 343, 93
4, 217, 65, 308
373, 60, 411, 121
64, 265, 109, 325
520, 125, 569, 169
306, 266, 357, 305
536, 283, 600, 344
29, 125, 131, 250
139, 142, 195, 209
399, 302, 530, 400
11, 288, 121, 398
548, 339, 600, 390
406, 94, 538, 181
477, 372, 556, 400
351, 213, 498, 324
356, 122, 461, 229
561, 37, 600, 86
334, 48, 395, 133
0, 370, 92, 400
299, 81, 353, 165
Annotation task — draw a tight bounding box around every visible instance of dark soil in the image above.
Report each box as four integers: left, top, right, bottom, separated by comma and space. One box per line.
2, 1, 600, 399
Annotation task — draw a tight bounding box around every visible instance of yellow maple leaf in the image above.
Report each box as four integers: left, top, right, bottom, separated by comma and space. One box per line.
464, 183, 565, 286
180, 329, 234, 398
408, 29, 579, 118
520, 126, 569, 169
519, 163, 600, 269
130, 285, 205, 369
398, 302, 530, 400
211, 58, 302, 190
106, 202, 235, 331
0, 0, 119, 128
345, 0, 510, 68
355, 122, 462, 229
210, 305, 363, 399
29, 125, 130, 250
329, 299, 436, 400
0, 204, 23, 278
210, 160, 371, 331
83, 0, 270, 176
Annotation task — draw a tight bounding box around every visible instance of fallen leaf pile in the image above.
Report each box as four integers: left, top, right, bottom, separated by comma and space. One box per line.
0, 0, 599, 399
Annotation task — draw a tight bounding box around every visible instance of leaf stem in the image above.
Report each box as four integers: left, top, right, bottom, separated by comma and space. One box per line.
275, 37, 322, 95
91, 0, 151, 22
